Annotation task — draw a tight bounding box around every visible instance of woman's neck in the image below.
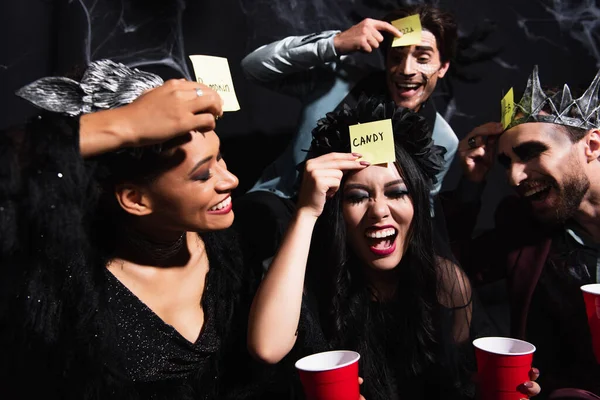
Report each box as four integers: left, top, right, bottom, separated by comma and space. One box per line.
115, 223, 203, 268
364, 267, 400, 302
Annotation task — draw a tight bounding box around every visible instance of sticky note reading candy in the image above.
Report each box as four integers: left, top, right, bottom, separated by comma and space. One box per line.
391, 14, 422, 47
349, 119, 395, 165
189, 55, 240, 112
501, 88, 515, 129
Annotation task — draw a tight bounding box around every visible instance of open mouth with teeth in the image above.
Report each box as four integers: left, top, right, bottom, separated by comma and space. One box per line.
364, 227, 398, 256
208, 196, 232, 214
520, 183, 553, 204
394, 82, 423, 97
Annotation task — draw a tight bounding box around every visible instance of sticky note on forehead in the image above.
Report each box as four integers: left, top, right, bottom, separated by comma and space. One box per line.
391, 14, 422, 47
189, 55, 240, 112
349, 119, 395, 165
501, 88, 515, 129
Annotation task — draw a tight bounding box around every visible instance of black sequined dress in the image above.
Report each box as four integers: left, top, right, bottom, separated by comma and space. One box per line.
0, 115, 274, 399
105, 270, 221, 389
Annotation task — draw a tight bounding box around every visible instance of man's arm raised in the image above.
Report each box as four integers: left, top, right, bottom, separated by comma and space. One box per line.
333, 18, 401, 55
241, 19, 401, 98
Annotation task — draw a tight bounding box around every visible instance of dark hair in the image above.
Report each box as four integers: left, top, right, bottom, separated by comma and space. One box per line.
88, 136, 191, 260
381, 4, 458, 64
308, 95, 446, 184
561, 125, 589, 142
304, 96, 460, 399
91, 135, 251, 393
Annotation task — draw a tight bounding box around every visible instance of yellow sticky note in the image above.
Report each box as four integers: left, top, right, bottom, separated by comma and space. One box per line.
391, 14, 422, 47
349, 119, 395, 165
189, 55, 240, 112
501, 88, 515, 129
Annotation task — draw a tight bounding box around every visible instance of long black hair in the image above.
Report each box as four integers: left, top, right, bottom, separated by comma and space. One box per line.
304, 95, 468, 399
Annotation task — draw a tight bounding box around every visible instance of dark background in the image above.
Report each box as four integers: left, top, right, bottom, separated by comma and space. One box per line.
1, 0, 599, 231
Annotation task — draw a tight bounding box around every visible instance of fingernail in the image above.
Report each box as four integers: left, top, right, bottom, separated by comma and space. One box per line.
360, 161, 370, 166
531, 368, 539, 375
352, 152, 362, 157
523, 381, 533, 388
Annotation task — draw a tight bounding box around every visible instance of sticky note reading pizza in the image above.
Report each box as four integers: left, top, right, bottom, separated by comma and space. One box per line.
391, 14, 422, 47
189, 55, 240, 112
349, 119, 395, 165
501, 87, 515, 129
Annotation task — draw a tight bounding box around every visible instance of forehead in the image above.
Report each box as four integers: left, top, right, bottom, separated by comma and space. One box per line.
388, 30, 439, 56
499, 123, 568, 152
184, 130, 219, 151
345, 162, 402, 184
164, 130, 219, 167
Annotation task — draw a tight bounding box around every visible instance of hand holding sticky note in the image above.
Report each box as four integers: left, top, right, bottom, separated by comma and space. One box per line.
349, 119, 396, 165
391, 14, 422, 47
501, 88, 514, 129
189, 55, 240, 112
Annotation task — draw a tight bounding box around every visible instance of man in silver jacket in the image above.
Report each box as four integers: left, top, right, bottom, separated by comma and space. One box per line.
235, 4, 463, 266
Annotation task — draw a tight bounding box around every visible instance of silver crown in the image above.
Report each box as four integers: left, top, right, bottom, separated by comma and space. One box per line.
16, 59, 164, 116
507, 65, 600, 131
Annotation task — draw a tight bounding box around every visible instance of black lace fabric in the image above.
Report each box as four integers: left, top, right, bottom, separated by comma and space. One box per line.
286, 257, 480, 400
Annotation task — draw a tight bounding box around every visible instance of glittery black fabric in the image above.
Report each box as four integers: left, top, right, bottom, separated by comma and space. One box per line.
0, 114, 283, 400
105, 270, 220, 383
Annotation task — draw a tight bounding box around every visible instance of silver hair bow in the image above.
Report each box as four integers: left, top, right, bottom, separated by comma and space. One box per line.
16, 59, 164, 116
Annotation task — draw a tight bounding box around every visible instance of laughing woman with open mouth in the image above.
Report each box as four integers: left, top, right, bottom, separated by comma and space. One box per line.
247, 95, 539, 400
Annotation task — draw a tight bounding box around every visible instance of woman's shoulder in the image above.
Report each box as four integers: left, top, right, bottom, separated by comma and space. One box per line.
435, 256, 473, 310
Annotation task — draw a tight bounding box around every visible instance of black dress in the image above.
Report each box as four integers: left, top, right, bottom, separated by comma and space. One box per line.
106, 270, 220, 383
283, 286, 479, 400
105, 269, 223, 397
0, 114, 274, 399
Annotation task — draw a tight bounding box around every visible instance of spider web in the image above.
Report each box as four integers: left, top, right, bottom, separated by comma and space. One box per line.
73, 0, 192, 79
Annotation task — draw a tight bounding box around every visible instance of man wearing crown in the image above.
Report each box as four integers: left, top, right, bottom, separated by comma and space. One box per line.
447, 66, 600, 397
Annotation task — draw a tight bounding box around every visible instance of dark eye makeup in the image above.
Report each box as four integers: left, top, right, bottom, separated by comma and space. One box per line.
497, 141, 549, 169
513, 142, 548, 162
385, 188, 409, 198
192, 152, 222, 181
497, 153, 511, 169
343, 186, 409, 204
344, 190, 369, 204
193, 170, 212, 182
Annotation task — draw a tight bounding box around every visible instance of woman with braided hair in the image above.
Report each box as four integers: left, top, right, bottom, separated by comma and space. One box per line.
247, 95, 540, 399
0, 60, 272, 399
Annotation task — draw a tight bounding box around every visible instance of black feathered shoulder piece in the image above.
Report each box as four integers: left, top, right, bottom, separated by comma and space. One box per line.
309, 94, 446, 184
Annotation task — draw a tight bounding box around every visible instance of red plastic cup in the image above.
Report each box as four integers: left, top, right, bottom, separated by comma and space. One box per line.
581, 284, 600, 363
473, 337, 536, 400
295, 350, 361, 400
